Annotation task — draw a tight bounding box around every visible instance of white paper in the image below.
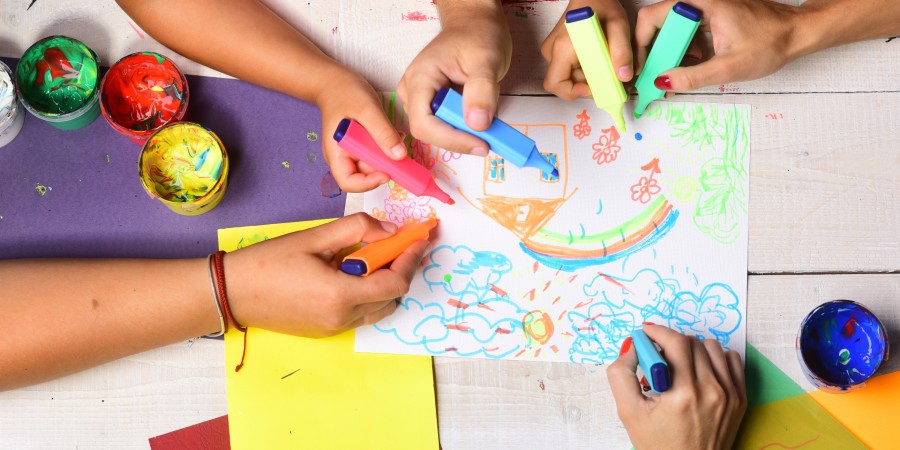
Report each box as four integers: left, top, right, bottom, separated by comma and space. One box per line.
356, 95, 750, 364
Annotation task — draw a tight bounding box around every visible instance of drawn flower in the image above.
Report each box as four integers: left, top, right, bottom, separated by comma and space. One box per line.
573, 109, 592, 140
591, 126, 621, 165
630, 176, 661, 203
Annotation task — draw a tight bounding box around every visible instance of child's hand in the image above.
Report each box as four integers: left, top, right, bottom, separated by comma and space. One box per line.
634, 0, 802, 93
608, 324, 747, 450
318, 70, 408, 193
397, 2, 511, 156
225, 213, 429, 338
541, 0, 633, 100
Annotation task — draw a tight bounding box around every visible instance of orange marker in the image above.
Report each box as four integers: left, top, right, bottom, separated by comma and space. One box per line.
340, 219, 438, 276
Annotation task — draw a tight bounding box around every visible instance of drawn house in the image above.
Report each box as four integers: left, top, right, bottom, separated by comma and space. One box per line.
475, 124, 573, 241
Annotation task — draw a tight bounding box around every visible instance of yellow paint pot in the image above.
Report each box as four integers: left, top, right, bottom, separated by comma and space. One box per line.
138, 121, 229, 216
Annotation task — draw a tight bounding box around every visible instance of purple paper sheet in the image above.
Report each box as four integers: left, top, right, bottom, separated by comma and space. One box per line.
0, 57, 345, 259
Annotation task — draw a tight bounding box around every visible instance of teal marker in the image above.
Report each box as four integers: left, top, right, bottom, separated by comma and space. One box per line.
632, 329, 670, 393
633, 2, 702, 117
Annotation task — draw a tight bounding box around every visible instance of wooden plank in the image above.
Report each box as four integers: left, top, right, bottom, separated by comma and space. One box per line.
2, 274, 895, 448
2, 1, 898, 94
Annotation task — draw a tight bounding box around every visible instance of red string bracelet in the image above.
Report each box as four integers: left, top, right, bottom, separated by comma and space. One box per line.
212, 250, 249, 372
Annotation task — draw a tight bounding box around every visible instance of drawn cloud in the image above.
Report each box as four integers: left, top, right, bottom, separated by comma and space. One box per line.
423, 245, 512, 296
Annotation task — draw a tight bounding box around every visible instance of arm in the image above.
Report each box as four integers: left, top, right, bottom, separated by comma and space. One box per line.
117, 0, 408, 192
634, 0, 900, 92
607, 324, 747, 450
397, 0, 512, 155
0, 214, 427, 391
541, 0, 634, 100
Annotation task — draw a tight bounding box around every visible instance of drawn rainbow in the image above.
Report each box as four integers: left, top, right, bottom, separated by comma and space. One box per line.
520, 195, 678, 271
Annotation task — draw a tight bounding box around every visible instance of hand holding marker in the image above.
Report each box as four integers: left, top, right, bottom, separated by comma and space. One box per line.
634, 2, 702, 117
563, 6, 628, 131
342, 219, 439, 276
333, 118, 454, 204
632, 328, 671, 393
431, 87, 558, 178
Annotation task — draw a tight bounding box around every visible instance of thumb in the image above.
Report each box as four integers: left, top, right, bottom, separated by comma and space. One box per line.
358, 106, 408, 161
656, 53, 740, 92
607, 336, 646, 409
461, 73, 501, 132
303, 213, 398, 254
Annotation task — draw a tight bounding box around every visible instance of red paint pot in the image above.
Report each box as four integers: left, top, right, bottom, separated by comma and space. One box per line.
100, 52, 189, 145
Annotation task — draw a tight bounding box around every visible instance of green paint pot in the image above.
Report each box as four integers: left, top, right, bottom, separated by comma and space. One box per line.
15, 35, 101, 130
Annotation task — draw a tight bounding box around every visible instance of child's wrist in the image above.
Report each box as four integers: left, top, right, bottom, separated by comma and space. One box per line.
790, 1, 834, 60
437, 0, 505, 28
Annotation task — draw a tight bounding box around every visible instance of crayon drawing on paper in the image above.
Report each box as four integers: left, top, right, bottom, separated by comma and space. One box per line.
356, 95, 750, 364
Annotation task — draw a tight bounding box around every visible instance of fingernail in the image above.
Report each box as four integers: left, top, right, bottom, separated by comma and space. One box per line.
466, 108, 492, 130
471, 147, 489, 157
380, 221, 398, 233
642, 321, 656, 326
639, 376, 651, 392
617, 65, 633, 81
654, 76, 672, 91
390, 144, 407, 160
618, 336, 633, 356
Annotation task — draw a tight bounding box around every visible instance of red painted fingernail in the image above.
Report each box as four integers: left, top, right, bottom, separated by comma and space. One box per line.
618, 336, 633, 356
654, 76, 672, 91
642, 321, 656, 326
639, 376, 651, 392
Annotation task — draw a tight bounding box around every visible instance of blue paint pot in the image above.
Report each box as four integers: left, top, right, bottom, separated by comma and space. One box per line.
797, 300, 889, 393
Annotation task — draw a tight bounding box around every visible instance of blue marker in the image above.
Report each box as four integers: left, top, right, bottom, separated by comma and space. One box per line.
431, 87, 558, 178
632, 329, 670, 393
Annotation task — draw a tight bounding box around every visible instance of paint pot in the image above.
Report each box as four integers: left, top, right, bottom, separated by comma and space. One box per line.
16, 35, 101, 130
138, 122, 229, 216
0, 60, 26, 148
797, 300, 889, 393
100, 52, 189, 144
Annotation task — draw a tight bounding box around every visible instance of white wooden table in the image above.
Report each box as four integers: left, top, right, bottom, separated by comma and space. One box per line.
1, 1, 897, 448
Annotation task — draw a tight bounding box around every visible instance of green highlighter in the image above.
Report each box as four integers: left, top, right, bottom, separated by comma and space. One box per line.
634, 2, 702, 117
564, 7, 628, 132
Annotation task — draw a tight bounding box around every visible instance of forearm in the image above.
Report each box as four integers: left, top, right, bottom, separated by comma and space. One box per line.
794, 0, 900, 57
117, 0, 348, 104
0, 258, 217, 391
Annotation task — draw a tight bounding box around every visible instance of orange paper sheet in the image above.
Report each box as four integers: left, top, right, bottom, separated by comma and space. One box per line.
810, 370, 900, 449
218, 220, 439, 450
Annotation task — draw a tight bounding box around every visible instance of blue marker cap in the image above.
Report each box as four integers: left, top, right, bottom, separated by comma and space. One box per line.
631, 329, 671, 393
333, 118, 351, 142
430, 87, 558, 178
565, 6, 594, 23
340, 259, 367, 276
673, 2, 702, 22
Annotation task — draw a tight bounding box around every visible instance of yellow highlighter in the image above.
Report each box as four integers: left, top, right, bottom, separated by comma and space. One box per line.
564, 6, 627, 131
340, 219, 439, 276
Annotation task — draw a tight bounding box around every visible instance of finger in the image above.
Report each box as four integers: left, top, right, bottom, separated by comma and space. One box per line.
633, 0, 676, 75
350, 299, 398, 328
726, 350, 747, 403
690, 338, 720, 393
642, 324, 695, 388
543, 39, 592, 100
702, 340, 734, 393
404, 77, 490, 156
608, 336, 647, 410
601, 13, 633, 81
656, 52, 742, 92
343, 239, 429, 305
684, 37, 703, 66
461, 74, 500, 132
327, 151, 389, 192
357, 104, 408, 160
303, 213, 398, 255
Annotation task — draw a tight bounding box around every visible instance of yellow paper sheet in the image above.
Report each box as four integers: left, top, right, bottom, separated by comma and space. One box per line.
810, 370, 900, 449
218, 220, 439, 450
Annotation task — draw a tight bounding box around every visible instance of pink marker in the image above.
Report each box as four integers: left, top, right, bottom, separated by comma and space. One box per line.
333, 118, 454, 204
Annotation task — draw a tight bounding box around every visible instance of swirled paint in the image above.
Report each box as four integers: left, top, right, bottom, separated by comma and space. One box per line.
16, 35, 100, 129
101, 52, 189, 144
0, 60, 26, 147
797, 300, 889, 392
139, 122, 229, 216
